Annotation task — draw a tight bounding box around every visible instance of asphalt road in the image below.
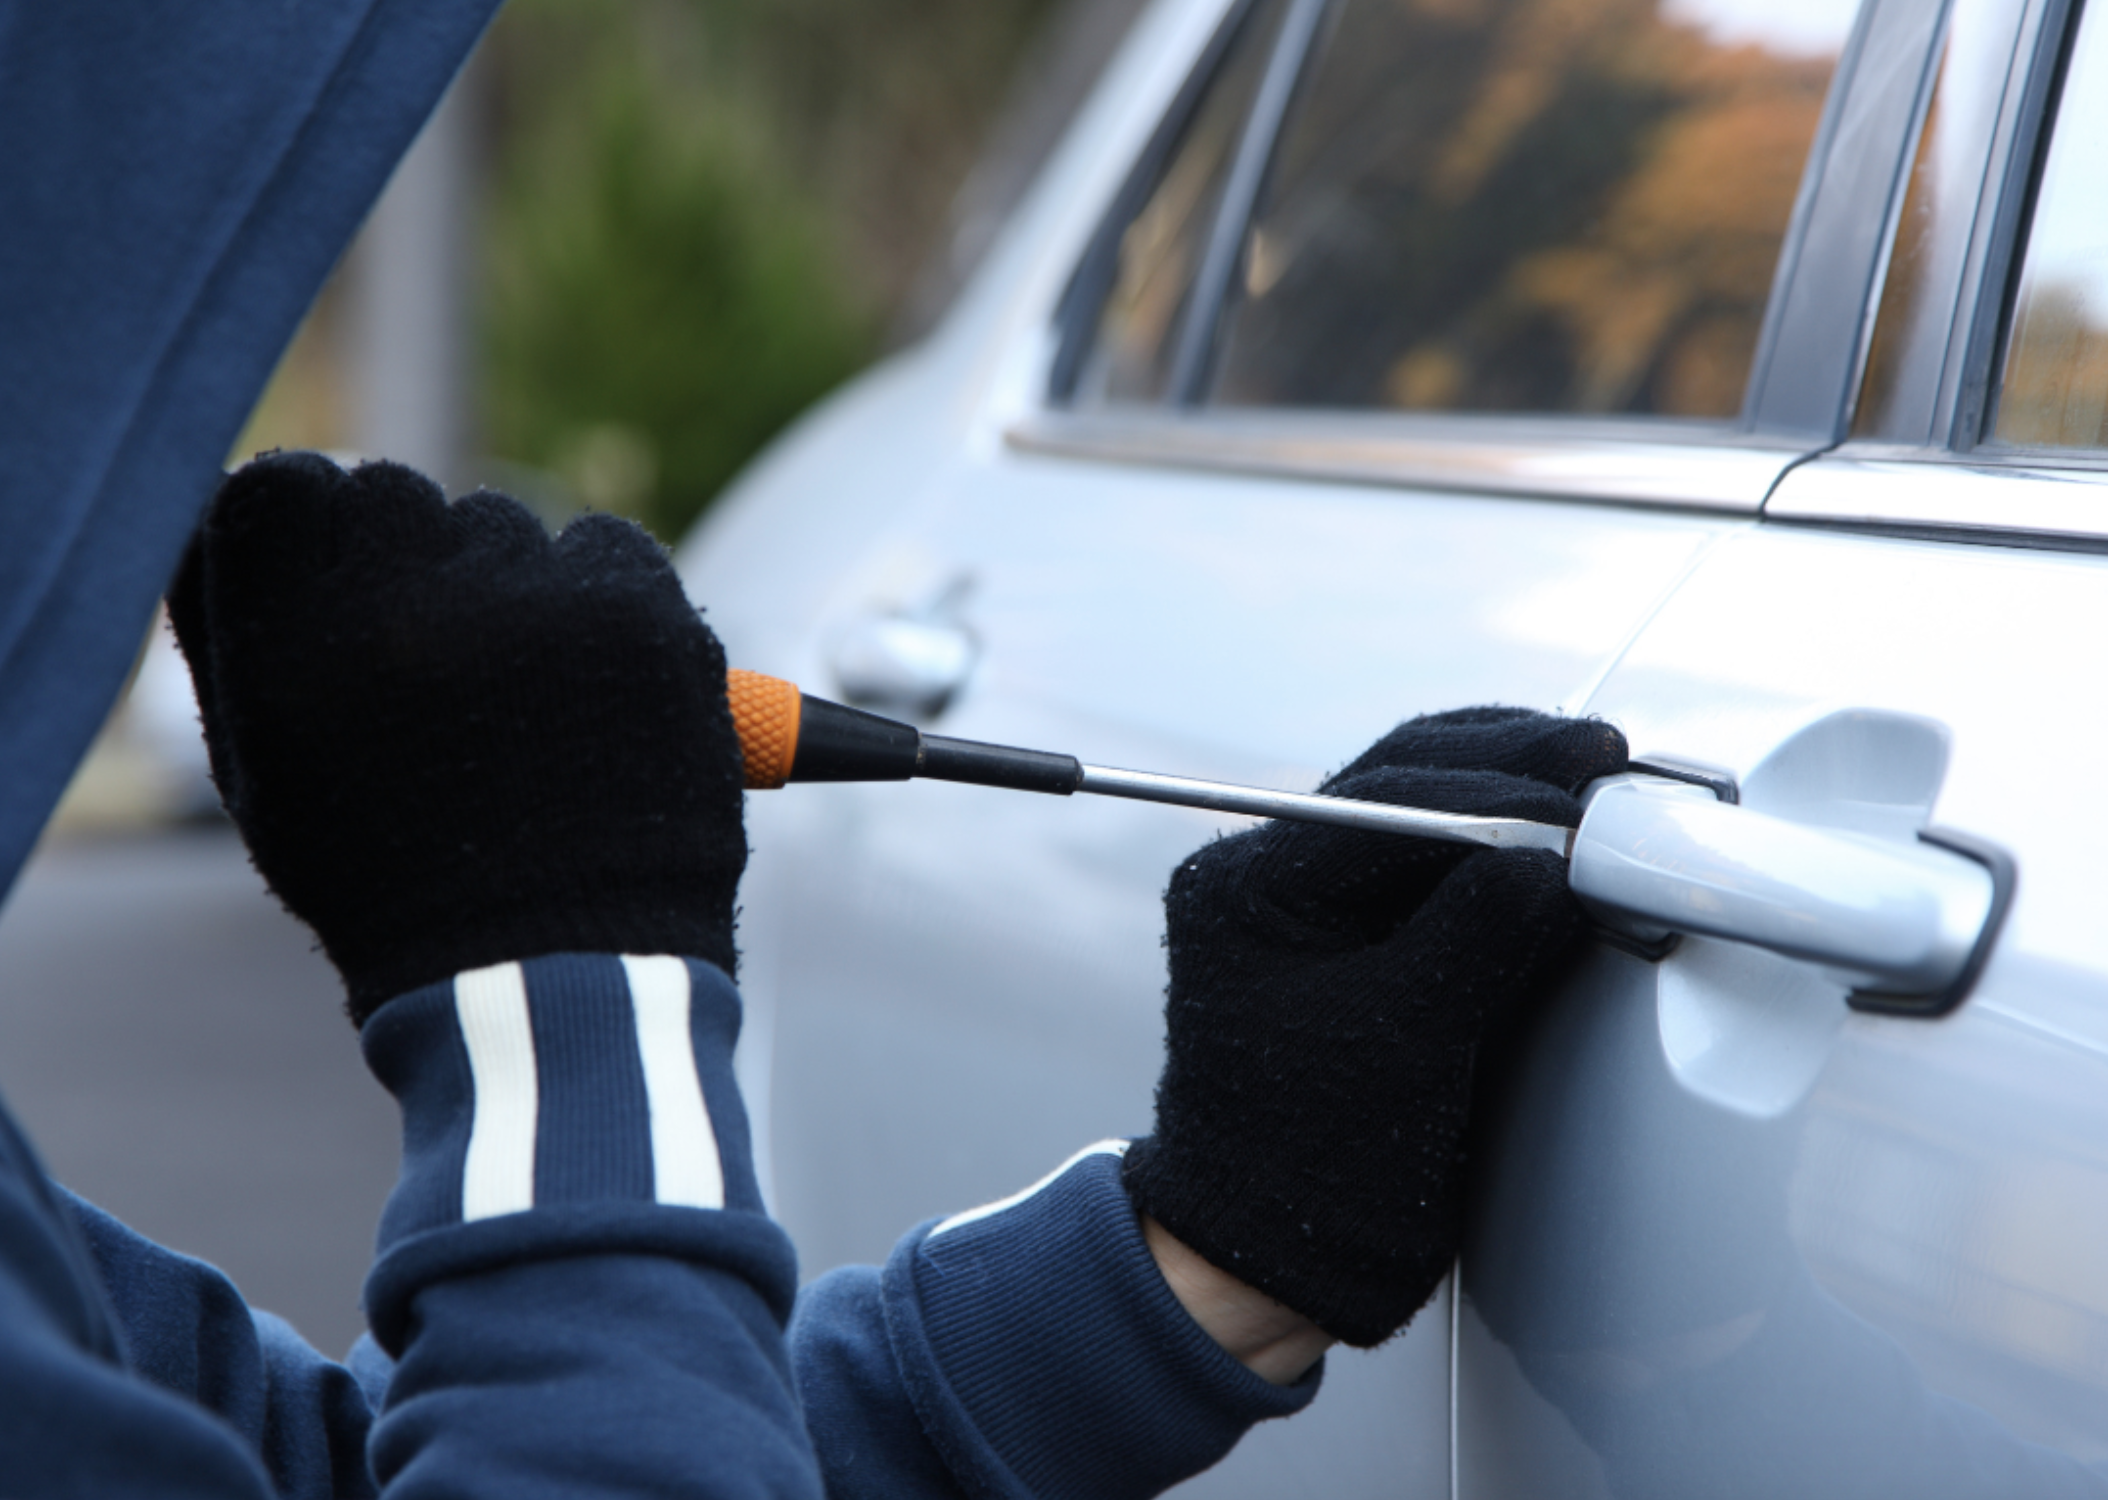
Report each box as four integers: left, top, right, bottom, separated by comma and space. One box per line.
0, 827, 395, 1356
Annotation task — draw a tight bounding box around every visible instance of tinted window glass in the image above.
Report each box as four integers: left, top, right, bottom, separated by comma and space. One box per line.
1990, 2, 2108, 451
1068, 0, 1289, 405
1210, 0, 1853, 417
1850, 0, 2017, 443
1849, 42, 1948, 442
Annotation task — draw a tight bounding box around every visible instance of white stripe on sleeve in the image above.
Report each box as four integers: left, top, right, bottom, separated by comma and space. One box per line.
926, 1139, 1131, 1240
623, 955, 725, 1210
455, 962, 540, 1221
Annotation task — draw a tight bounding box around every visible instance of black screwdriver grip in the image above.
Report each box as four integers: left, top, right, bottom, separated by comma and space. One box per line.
916, 735, 1083, 795
783, 695, 1083, 795
786, 695, 920, 782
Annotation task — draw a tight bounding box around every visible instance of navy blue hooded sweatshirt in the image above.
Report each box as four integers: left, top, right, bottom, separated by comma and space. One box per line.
59, 954, 1314, 1496
0, 4, 1315, 1494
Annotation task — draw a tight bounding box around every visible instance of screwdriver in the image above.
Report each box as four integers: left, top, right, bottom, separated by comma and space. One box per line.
722, 672, 2015, 1004
725, 670, 1573, 856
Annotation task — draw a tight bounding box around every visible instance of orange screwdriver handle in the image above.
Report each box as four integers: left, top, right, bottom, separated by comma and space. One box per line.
725, 670, 802, 789
724, 669, 1078, 793
725, 669, 927, 788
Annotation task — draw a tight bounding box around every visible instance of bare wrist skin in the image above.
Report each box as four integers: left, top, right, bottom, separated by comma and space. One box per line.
1143, 1216, 1335, 1385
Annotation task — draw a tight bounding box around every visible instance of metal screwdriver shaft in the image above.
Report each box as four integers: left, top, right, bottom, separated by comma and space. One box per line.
1072, 763, 1573, 854
725, 670, 1575, 857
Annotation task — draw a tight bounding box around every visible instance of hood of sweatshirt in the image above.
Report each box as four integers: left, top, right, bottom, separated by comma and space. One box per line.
0, 0, 497, 900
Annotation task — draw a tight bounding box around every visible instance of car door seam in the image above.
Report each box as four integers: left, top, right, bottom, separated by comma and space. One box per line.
1563, 526, 1742, 719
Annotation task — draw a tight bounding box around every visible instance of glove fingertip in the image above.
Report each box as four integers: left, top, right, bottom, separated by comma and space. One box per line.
1328, 705, 1630, 793
164, 529, 243, 806
555, 514, 699, 628
1403, 847, 1583, 959
208, 450, 347, 552
1526, 716, 1629, 795
1407, 704, 1540, 730
1576, 716, 1631, 780
554, 510, 671, 567
164, 526, 210, 665
342, 459, 454, 556
447, 489, 552, 558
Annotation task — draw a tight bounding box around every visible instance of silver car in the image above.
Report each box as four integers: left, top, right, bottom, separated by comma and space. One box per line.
679, 0, 2108, 1491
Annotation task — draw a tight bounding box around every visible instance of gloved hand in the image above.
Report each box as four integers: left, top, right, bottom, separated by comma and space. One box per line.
1122, 707, 1628, 1347
167, 452, 747, 1025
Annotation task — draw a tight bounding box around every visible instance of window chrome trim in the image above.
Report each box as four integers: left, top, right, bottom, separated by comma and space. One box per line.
1766, 454, 2108, 543
1006, 410, 1805, 512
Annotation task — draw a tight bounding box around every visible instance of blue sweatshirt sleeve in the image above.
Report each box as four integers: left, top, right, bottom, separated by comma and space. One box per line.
356, 952, 821, 1497
790, 1143, 1320, 1499
67, 1191, 379, 1500
0, 1103, 290, 1498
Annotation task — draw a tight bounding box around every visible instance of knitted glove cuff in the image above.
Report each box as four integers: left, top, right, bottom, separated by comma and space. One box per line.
336, 892, 737, 1026
1121, 1135, 1448, 1349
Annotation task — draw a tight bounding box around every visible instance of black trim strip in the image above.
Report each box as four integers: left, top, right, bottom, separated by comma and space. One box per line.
1766, 511, 2108, 554
1627, 758, 1741, 806
1848, 825, 2018, 1016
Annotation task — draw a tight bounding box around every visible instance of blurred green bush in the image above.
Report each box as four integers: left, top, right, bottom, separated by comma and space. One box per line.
481, 0, 1062, 541
482, 52, 870, 542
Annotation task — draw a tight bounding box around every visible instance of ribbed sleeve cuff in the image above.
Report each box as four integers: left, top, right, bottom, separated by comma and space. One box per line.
358, 953, 792, 1353
881, 1143, 1319, 1500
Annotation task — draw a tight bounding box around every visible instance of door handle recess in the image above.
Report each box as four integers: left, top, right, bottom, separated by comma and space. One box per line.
1570, 778, 2014, 1016
827, 616, 976, 718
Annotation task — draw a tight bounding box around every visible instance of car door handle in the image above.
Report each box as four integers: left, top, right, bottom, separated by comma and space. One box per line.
1569, 777, 2014, 1015
827, 614, 977, 717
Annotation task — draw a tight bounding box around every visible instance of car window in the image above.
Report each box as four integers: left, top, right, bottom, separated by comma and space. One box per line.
1066, 0, 1291, 405
1207, 0, 1857, 418
1847, 0, 1989, 445
1987, 0, 2108, 452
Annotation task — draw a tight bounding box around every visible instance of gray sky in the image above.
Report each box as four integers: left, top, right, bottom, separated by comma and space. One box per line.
1666, 0, 1856, 57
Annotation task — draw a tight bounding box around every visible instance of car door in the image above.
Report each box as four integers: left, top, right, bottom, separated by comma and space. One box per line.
1459, 0, 2108, 1491
684, 0, 1878, 1493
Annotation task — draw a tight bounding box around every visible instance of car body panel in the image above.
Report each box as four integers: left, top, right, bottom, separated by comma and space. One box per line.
1460, 528, 2108, 1492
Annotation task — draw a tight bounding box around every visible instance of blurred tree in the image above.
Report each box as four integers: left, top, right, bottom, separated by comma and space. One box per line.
1213, 0, 1839, 419
482, 33, 870, 541
480, 0, 1077, 541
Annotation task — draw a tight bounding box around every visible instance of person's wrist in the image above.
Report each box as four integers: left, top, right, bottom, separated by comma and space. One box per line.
1143, 1214, 1333, 1385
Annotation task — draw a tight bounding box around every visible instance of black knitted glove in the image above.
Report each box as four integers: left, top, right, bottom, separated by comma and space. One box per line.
1122, 707, 1628, 1347
167, 452, 746, 1026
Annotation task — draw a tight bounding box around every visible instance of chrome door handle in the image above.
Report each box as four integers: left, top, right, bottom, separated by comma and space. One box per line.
827, 615, 977, 717
1569, 777, 2013, 1015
